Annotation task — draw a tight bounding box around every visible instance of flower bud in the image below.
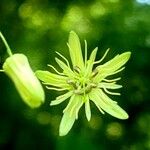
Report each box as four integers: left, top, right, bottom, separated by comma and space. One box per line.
3, 54, 45, 108
0, 32, 45, 108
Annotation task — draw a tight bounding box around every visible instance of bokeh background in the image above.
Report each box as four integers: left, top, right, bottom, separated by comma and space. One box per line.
0, 0, 150, 150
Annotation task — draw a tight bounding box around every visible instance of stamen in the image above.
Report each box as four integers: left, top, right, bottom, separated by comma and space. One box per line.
94, 48, 110, 64
74, 83, 97, 95
56, 51, 70, 67
91, 69, 98, 78
85, 85, 92, 94
85, 83, 97, 93
74, 89, 83, 95
47, 64, 64, 75
90, 83, 97, 88
73, 66, 81, 74
67, 79, 77, 89
103, 88, 121, 95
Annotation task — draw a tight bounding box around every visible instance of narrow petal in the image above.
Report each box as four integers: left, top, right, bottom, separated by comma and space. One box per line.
59, 112, 75, 136
98, 89, 119, 104
68, 31, 84, 69
94, 52, 131, 83
89, 93, 105, 114
50, 91, 73, 106
89, 89, 129, 119
59, 95, 83, 136
84, 47, 98, 77
55, 58, 75, 78
99, 52, 131, 71
85, 95, 91, 121
99, 82, 122, 89
35, 70, 69, 88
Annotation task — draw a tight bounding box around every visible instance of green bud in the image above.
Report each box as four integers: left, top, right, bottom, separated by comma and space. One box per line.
0, 32, 45, 108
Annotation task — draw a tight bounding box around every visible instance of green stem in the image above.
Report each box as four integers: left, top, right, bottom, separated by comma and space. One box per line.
0, 32, 13, 56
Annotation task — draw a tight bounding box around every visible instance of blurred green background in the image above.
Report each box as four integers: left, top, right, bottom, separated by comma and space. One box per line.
0, 0, 150, 150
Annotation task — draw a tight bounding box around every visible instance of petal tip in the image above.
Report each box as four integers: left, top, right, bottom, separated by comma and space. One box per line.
59, 130, 66, 136
119, 112, 129, 120
35, 70, 44, 77
124, 51, 131, 60
59, 125, 69, 136
70, 30, 76, 35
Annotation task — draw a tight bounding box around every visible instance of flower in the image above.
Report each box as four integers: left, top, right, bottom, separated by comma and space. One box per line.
36, 31, 131, 136
0, 32, 45, 108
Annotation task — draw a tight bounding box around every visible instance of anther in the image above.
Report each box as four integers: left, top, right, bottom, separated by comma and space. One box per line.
67, 79, 77, 89
73, 66, 81, 74
91, 69, 98, 78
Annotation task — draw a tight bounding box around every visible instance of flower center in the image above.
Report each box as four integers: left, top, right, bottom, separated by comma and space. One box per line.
67, 66, 97, 95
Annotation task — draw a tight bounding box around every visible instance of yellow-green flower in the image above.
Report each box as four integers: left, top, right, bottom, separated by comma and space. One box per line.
0, 32, 45, 108
36, 31, 131, 136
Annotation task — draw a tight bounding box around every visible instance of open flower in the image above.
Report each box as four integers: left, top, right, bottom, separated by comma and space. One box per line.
36, 31, 131, 136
